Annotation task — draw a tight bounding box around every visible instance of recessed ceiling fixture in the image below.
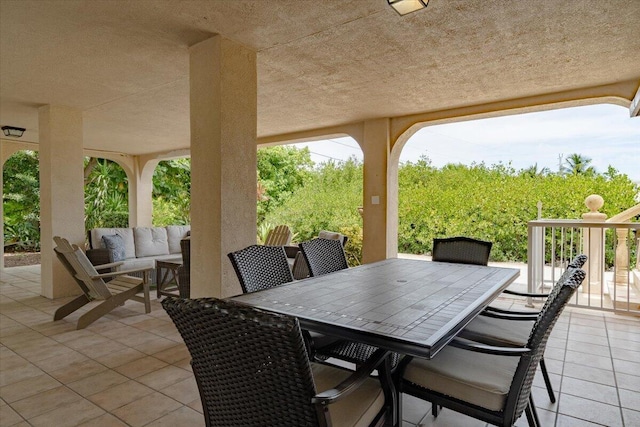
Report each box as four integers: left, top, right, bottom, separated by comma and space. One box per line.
1, 126, 26, 138
388, 0, 429, 16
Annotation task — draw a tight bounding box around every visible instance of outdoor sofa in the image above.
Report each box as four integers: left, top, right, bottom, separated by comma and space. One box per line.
86, 225, 190, 283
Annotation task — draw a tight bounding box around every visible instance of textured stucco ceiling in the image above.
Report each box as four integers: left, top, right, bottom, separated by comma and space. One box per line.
1, 0, 639, 155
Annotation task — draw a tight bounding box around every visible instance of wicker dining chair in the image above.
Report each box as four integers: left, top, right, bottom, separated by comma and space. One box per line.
432, 236, 492, 266
162, 297, 393, 427
299, 237, 349, 277
398, 268, 586, 427
176, 237, 190, 298
227, 244, 339, 355
458, 254, 588, 404
227, 244, 294, 293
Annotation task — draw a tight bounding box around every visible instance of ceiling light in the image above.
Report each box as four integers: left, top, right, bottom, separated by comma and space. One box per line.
1, 126, 26, 138
388, 0, 429, 16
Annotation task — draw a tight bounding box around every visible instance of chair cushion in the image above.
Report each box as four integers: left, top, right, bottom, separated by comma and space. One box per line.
311, 363, 385, 427
318, 230, 346, 245
403, 346, 519, 412
459, 316, 533, 347
102, 234, 126, 262
134, 227, 170, 258
166, 225, 190, 254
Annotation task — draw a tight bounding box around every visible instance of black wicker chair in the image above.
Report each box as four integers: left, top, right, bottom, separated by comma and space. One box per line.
227, 244, 339, 355
397, 268, 586, 427
297, 238, 402, 368
432, 236, 492, 266
459, 254, 588, 404
299, 238, 349, 277
176, 237, 190, 298
227, 244, 294, 293
162, 297, 394, 427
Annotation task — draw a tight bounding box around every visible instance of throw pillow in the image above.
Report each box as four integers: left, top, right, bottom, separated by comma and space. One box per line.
102, 234, 126, 262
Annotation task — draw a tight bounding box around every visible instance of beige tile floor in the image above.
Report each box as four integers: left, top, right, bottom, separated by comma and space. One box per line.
1, 265, 639, 427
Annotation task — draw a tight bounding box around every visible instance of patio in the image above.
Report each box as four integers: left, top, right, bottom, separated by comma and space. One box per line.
1, 264, 639, 426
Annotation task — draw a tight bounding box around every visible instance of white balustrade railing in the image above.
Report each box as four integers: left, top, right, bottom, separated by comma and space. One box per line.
527, 219, 640, 315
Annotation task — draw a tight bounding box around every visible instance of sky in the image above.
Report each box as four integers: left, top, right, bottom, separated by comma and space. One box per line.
293, 104, 640, 182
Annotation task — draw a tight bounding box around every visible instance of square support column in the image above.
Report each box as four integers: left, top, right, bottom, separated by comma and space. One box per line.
189, 36, 257, 298
39, 105, 85, 298
361, 119, 397, 263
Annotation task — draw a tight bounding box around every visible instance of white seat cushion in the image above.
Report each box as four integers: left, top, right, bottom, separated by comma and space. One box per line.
134, 227, 170, 258
166, 225, 190, 254
460, 315, 533, 347
311, 363, 385, 427
403, 346, 519, 412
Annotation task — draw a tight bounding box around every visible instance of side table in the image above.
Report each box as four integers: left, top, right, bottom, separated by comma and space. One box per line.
156, 257, 183, 298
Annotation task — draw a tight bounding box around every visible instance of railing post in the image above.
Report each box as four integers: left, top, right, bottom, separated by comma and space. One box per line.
581, 195, 607, 295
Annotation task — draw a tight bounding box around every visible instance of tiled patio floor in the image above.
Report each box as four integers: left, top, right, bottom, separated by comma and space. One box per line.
1, 265, 639, 426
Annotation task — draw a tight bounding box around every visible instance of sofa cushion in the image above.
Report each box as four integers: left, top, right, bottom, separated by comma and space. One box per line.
91, 228, 136, 260
134, 227, 170, 258
166, 225, 191, 254
102, 234, 126, 262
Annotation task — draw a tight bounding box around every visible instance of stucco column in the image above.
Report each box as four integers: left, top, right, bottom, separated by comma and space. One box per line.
360, 119, 396, 263
189, 36, 257, 298
39, 105, 85, 298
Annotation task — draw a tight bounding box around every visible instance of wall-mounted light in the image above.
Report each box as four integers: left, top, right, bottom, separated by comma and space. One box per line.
388, 0, 429, 16
2, 126, 26, 138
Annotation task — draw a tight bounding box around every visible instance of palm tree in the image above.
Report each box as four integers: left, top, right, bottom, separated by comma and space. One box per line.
520, 163, 551, 178
562, 153, 596, 176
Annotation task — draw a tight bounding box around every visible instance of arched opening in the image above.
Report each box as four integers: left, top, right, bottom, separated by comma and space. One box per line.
258, 136, 364, 265
3, 149, 40, 267
395, 103, 639, 262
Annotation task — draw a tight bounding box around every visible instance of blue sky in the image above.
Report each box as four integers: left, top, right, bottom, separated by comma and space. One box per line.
293, 104, 640, 182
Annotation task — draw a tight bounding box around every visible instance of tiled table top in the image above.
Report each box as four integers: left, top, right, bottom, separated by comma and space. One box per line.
231, 259, 520, 358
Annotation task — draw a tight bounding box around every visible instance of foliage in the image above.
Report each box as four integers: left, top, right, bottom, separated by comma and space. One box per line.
257, 145, 313, 224
398, 160, 639, 264
84, 158, 129, 229
3, 145, 638, 270
3, 151, 40, 251
264, 158, 364, 266
152, 159, 191, 225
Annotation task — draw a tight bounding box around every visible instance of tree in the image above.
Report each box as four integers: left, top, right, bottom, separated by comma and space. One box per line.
152, 158, 191, 225
562, 153, 596, 176
84, 158, 129, 229
3, 150, 40, 250
257, 145, 313, 224
519, 163, 551, 178
265, 158, 363, 265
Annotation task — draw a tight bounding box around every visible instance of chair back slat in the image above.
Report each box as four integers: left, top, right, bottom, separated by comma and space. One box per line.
54, 241, 94, 298
264, 224, 292, 246
53, 236, 112, 299
162, 297, 320, 426
299, 238, 348, 277
228, 245, 294, 293
432, 237, 492, 266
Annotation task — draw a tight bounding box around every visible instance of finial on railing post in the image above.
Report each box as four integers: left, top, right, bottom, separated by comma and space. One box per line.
583, 194, 606, 219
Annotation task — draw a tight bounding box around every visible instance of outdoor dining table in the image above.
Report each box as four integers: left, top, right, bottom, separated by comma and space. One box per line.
229, 258, 520, 359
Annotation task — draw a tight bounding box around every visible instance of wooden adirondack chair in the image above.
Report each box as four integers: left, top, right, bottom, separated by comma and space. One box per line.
263, 224, 292, 246
53, 236, 152, 329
